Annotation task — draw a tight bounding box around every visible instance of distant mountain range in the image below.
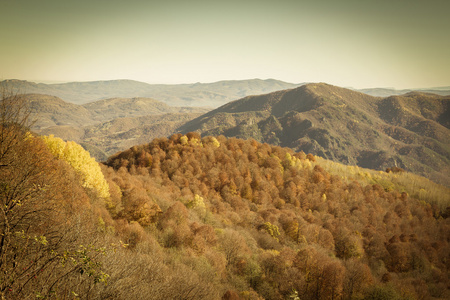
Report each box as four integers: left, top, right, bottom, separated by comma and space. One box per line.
2, 78, 449, 108
357, 87, 450, 97
1, 79, 302, 107
178, 83, 450, 186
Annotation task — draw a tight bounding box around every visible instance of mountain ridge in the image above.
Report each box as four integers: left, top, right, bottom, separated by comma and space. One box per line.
3, 78, 449, 107
178, 83, 450, 186
1, 78, 303, 107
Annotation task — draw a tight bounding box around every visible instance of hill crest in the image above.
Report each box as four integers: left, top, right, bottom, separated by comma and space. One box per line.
1, 78, 302, 107
178, 83, 450, 186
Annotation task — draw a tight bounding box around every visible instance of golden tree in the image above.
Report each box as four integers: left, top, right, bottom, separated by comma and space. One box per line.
0, 89, 110, 299
41, 135, 110, 198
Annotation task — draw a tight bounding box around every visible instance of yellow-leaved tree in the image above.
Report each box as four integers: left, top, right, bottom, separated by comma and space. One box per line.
42, 135, 110, 198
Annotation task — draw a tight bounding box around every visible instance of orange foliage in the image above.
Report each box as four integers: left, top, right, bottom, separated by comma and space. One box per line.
98, 133, 450, 299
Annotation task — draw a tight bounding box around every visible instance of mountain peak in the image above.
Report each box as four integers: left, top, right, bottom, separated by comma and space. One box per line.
178, 84, 449, 186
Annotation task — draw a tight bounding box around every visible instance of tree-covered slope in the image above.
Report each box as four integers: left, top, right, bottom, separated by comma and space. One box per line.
100, 133, 450, 300
3, 89, 449, 299
178, 83, 450, 186
6, 87, 448, 299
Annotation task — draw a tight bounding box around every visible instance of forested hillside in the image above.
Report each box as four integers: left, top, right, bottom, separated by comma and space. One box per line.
101, 133, 449, 299
0, 93, 115, 298
2, 92, 449, 299
179, 83, 450, 186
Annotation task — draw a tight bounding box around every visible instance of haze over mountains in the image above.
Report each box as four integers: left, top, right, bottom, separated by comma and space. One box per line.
357, 87, 450, 97
1, 79, 302, 107
3, 79, 449, 186
2, 78, 449, 108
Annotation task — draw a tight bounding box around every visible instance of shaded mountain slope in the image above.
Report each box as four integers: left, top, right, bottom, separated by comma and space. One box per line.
178, 83, 450, 186
179, 83, 378, 131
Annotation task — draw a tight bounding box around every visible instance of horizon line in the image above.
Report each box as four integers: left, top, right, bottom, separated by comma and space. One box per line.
1, 77, 449, 91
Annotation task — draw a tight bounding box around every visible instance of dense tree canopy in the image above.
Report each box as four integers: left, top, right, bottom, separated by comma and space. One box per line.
42, 134, 110, 198
101, 133, 449, 299
1, 91, 113, 299
2, 88, 449, 299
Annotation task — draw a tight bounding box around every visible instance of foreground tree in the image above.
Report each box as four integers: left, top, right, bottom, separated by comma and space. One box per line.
0, 88, 31, 168
0, 89, 109, 299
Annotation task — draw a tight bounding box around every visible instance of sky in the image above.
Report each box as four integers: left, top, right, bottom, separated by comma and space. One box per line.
0, 0, 449, 89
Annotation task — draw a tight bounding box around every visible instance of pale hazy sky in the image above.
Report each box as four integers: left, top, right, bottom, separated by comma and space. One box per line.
1, 0, 449, 89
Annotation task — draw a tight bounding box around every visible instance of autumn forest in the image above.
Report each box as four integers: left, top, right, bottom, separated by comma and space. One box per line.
1, 91, 449, 300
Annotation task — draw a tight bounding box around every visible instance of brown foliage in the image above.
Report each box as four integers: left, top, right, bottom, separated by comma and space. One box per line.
1, 91, 112, 299
97, 133, 450, 299
386, 166, 405, 173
